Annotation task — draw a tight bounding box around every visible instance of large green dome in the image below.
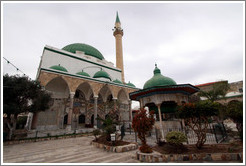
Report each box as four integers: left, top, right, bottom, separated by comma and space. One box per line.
62, 43, 104, 60
143, 64, 176, 89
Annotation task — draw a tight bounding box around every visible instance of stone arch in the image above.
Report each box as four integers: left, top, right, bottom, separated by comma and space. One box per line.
38, 71, 60, 87
117, 88, 129, 104
98, 84, 113, 102
45, 76, 70, 98
90, 82, 104, 97
76, 82, 93, 101
61, 76, 83, 93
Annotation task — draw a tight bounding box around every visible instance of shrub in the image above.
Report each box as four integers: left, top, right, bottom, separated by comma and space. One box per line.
177, 101, 219, 149
93, 129, 101, 141
139, 144, 153, 153
132, 108, 155, 153
165, 131, 187, 145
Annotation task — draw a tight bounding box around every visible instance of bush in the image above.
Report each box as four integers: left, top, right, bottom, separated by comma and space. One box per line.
132, 108, 155, 153
139, 144, 153, 153
93, 129, 101, 141
165, 131, 187, 145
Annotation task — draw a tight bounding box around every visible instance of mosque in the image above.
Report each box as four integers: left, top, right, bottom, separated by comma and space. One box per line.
27, 13, 138, 131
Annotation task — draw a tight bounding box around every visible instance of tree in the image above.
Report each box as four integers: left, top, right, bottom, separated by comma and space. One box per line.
3, 74, 52, 140
226, 100, 243, 140
97, 114, 119, 141
132, 108, 155, 153
198, 81, 230, 102
177, 101, 219, 149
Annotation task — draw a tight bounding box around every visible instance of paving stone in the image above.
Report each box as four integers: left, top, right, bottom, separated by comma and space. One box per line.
3, 136, 139, 163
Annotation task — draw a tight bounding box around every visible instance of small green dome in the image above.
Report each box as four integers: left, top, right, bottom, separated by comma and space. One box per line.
143, 64, 176, 89
50, 64, 68, 72
62, 43, 104, 60
93, 69, 111, 80
113, 79, 123, 84
126, 81, 136, 88
76, 70, 90, 77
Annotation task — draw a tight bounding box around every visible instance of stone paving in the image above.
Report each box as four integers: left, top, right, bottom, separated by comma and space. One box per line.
3, 135, 139, 163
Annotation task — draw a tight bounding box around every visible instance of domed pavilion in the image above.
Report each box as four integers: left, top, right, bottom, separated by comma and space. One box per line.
130, 64, 199, 139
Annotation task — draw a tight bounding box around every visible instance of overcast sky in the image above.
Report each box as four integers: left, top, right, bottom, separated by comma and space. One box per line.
2, 2, 244, 89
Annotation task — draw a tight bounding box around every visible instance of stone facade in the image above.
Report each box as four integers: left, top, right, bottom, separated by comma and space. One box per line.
195, 80, 243, 104
32, 70, 137, 131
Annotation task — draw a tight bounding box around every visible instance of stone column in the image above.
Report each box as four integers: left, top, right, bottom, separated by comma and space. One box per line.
157, 104, 165, 140
113, 98, 117, 112
93, 96, 98, 129
67, 92, 75, 130
85, 100, 89, 125
25, 112, 33, 130
128, 100, 132, 122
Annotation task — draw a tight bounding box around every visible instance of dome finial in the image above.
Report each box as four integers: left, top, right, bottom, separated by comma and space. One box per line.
154, 63, 161, 74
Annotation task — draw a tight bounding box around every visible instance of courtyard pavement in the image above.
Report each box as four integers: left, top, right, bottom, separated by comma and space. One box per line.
3, 135, 139, 163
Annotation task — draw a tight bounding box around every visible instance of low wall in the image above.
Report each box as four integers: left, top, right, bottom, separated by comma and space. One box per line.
4, 133, 92, 145
136, 151, 243, 162
91, 141, 138, 153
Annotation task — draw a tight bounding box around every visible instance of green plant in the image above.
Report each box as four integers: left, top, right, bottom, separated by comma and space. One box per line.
93, 129, 101, 141
97, 115, 119, 141
165, 131, 187, 145
226, 100, 243, 141
132, 108, 155, 153
177, 100, 219, 149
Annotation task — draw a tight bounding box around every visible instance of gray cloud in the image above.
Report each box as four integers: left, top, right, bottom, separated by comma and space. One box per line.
2, 2, 244, 89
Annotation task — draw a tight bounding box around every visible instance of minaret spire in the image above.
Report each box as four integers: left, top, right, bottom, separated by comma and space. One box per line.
115, 11, 121, 23
113, 11, 125, 83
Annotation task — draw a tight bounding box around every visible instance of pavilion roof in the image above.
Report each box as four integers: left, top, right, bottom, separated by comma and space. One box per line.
129, 84, 200, 101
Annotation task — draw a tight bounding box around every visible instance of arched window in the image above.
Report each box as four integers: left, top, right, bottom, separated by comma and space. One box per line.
79, 114, 85, 124
64, 114, 68, 125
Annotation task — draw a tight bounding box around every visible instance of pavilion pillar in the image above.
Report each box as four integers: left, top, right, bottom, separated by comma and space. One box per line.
67, 92, 75, 130
93, 96, 98, 129
157, 104, 165, 140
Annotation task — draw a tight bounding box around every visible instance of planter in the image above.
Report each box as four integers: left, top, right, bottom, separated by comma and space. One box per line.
136, 150, 243, 162
91, 141, 138, 153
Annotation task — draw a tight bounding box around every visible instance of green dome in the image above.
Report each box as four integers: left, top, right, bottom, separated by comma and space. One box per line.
50, 64, 68, 72
62, 43, 104, 60
113, 79, 123, 84
126, 81, 136, 88
143, 64, 176, 89
76, 70, 90, 77
93, 69, 111, 80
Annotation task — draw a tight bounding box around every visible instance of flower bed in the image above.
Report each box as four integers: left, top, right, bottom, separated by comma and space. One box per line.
91, 141, 138, 153
136, 151, 243, 162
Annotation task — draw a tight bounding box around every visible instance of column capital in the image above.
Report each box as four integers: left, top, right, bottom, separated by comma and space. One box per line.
70, 92, 75, 98
112, 98, 118, 100
70, 92, 75, 95
93, 95, 98, 99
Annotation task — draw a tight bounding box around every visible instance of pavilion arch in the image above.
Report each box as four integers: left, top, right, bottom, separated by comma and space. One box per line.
45, 77, 70, 98
117, 88, 129, 104
75, 82, 93, 101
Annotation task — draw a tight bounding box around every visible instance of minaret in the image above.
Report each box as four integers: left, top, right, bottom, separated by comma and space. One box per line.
113, 11, 125, 83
